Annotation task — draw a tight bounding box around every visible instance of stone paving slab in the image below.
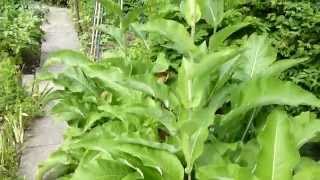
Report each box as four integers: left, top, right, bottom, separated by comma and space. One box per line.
19, 6, 80, 180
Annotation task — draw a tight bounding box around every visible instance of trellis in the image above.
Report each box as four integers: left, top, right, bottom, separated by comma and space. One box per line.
89, 0, 124, 60
90, 0, 104, 60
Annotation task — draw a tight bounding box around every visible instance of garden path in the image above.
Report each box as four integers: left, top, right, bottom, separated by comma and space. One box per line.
20, 6, 80, 180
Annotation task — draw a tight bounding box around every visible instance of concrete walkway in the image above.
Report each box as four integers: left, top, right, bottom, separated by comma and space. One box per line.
20, 7, 80, 180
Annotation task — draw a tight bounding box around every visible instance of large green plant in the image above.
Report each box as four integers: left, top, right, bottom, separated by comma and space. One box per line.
36, 0, 320, 179
36, 40, 320, 180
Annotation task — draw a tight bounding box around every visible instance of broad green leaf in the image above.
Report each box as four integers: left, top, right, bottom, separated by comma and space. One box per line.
36, 151, 73, 180
294, 158, 320, 180
98, 102, 178, 136
213, 55, 239, 91
116, 144, 184, 180
43, 50, 91, 68
209, 22, 250, 51
198, 0, 224, 30
205, 54, 240, 109
176, 48, 240, 108
135, 105, 177, 136
72, 137, 183, 179
196, 163, 256, 180
255, 110, 300, 180
236, 34, 277, 80
178, 109, 213, 174
55, 67, 97, 94
290, 112, 320, 148
194, 47, 241, 77
72, 122, 182, 167
130, 24, 150, 50
134, 19, 198, 55
180, 0, 201, 27
51, 99, 86, 123
152, 53, 170, 73
175, 58, 215, 108
196, 139, 238, 167
232, 77, 320, 108
82, 64, 132, 96
83, 112, 110, 132
237, 140, 260, 169
120, 74, 174, 106
175, 58, 197, 108
58, 120, 183, 179
221, 77, 320, 133
122, 78, 156, 97
208, 84, 235, 112
236, 34, 306, 80
265, 58, 308, 77
72, 152, 135, 180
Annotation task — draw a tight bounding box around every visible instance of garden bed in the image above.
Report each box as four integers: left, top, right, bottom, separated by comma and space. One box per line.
0, 1, 46, 178
36, 0, 320, 179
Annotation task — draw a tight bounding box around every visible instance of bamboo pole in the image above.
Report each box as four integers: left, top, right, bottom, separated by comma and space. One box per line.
90, 0, 99, 58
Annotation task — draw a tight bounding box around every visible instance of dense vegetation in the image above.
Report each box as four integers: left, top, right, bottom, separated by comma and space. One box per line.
36, 0, 320, 179
0, 59, 41, 178
40, 0, 68, 6
0, 0, 45, 73
225, 1, 320, 115
0, 0, 44, 178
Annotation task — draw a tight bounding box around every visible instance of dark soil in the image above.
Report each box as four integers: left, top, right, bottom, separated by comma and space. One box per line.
20, 48, 41, 74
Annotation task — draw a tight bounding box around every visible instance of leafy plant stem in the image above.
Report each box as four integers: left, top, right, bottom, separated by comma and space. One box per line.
119, 0, 123, 29
191, 24, 195, 41
241, 108, 257, 142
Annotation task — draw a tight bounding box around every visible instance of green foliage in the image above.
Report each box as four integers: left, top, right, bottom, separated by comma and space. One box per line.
0, 59, 41, 178
223, 1, 320, 115
255, 110, 299, 180
37, 46, 320, 179
40, 0, 69, 6
0, 9, 42, 58
196, 110, 320, 180
35, 0, 320, 179
0, 1, 44, 73
0, 1, 44, 178
237, 1, 320, 59
36, 0, 320, 178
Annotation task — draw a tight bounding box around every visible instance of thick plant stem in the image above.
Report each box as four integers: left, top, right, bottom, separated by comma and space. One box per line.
188, 174, 192, 180
120, 0, 123, 10
191, 24, 195, 41
119, 0, 123, 29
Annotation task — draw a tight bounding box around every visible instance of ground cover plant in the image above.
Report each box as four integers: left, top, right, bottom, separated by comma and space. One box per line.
36, 0, 320, 179
0, 59, 41, 179
0, 0, 45, 73
0, 0, 45, 178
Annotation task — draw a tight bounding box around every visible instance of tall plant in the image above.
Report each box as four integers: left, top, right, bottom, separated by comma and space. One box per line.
36, 0, 320, 179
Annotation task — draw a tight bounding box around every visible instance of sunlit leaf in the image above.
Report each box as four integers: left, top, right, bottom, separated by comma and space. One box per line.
255, 110, 300, 180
